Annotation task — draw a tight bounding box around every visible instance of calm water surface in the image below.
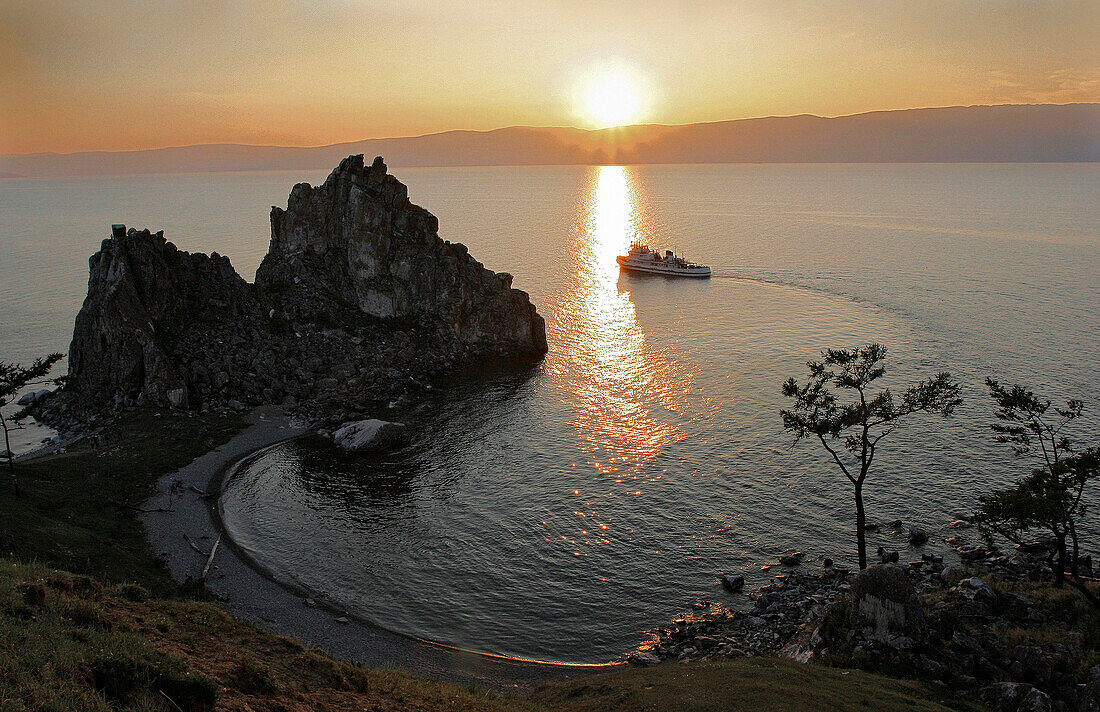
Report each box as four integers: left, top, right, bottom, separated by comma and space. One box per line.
2, 164, 1098, 662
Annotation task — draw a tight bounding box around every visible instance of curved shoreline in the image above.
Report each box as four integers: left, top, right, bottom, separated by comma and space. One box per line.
141, 406, 612, 689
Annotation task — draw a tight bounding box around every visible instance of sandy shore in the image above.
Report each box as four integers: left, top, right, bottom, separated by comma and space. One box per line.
141, 406, 607, 690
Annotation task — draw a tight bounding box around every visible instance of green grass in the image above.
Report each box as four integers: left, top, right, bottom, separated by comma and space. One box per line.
529, 658, 976, 712
984, 577, 1100, 679
0, 561, 512, 712
0, 562, 217, 712
0, 410, 244, 597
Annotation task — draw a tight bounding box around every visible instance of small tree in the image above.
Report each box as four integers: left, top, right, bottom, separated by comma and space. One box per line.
0, 353, 63, 495
781, 344, 962, 569
972, 447, 1098, 607
973, 379, 1097, 600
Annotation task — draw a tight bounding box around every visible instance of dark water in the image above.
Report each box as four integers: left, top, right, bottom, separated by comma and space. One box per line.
2, 164, 1098, 662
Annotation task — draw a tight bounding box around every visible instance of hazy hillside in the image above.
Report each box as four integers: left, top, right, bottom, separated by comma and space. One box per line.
626, 103, 1100, 163
1, 104, 1095, 177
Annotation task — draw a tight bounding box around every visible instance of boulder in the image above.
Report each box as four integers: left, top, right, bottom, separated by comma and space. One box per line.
878, 546, 900, 564
628, 651, 660, 666
333, 419, 407, 453
908, 526, 929, 546
980, 682, 1034, 712
166, 388, 188, 409
954, 576, 998, 607
16, 389, 51, 406
1010, 646, 1053, 687
721, 574, 745, 593
849, 564, 927, 643
1080, 675, 1100, 712
1016, 688, 1052, 712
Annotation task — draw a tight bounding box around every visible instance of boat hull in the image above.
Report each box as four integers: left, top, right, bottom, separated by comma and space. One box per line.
616, 256, 711, 278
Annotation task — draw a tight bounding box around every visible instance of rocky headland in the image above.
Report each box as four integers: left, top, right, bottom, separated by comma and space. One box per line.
33, 155, 546, 431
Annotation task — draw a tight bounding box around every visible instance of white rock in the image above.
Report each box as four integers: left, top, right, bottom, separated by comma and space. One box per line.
629, 651, 660, 666
166, 388, 187, 408
333, 419, 407, 453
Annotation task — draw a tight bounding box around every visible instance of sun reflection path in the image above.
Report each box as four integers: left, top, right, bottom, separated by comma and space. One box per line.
549, 166, 693, 483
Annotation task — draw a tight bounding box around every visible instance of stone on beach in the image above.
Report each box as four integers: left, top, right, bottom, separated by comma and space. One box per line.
628, 650, 661, 666
16, 389, 51, 406
333, 419, 407, 453
721, 574, 745, 592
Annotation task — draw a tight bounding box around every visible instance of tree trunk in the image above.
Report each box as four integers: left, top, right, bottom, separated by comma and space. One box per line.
1054, 532, 1067, 588
1, 411, 18, 496
1069, 521, 1081, 577
1066, 575, 1100, 610
855, 479, 867, 570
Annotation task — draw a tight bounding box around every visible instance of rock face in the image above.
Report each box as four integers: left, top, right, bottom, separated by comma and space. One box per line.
67, 229, 254, 410
256, 155, 546, 355
56, 156, 547, 420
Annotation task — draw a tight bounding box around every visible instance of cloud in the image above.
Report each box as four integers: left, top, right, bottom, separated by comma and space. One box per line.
984, 67, 1100, 103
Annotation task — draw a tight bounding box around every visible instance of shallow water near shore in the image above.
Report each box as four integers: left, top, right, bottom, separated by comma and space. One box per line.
3, 163, 1099, 662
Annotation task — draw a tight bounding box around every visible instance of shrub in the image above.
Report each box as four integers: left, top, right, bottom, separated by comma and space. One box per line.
232, 656, 282, 695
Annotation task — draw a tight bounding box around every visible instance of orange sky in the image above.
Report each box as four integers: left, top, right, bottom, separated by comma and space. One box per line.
1, 0, 1097, 154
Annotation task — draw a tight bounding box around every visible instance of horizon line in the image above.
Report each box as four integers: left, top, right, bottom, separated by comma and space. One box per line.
4, 101, 1094, 159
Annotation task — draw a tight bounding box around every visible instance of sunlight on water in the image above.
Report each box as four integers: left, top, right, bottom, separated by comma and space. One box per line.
549, 167, 688, 478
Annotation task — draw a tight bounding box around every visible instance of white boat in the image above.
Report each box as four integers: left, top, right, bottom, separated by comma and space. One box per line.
616, 243, 711, 278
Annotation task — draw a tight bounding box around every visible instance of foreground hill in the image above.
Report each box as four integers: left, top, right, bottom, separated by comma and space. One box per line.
1, 104, 1095, 177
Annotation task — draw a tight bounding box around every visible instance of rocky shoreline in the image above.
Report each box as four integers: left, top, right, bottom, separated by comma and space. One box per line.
634, 528, 1099, 712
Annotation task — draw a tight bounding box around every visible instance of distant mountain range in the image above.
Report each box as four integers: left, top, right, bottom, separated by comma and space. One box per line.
2, 103, 1096, 177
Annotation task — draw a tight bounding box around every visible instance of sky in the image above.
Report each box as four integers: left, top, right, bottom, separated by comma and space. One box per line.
1, 0, 1097, 154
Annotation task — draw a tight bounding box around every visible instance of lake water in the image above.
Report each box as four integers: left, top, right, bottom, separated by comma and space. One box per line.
2, 163, 1098, 663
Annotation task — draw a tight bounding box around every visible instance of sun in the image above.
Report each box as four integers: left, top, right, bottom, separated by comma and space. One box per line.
577, 65, 646, 128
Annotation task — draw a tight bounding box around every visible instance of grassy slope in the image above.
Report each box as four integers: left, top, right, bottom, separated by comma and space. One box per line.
530, 659, 972, 712
0, 410, 977, 711
0, 410, 244, 596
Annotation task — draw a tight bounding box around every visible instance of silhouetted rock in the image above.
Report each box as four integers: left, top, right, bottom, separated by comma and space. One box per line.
52, 156, 547, 425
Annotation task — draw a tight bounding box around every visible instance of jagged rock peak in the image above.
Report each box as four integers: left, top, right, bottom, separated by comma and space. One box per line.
257, 154, 547, 354
67, 227, 254, 410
